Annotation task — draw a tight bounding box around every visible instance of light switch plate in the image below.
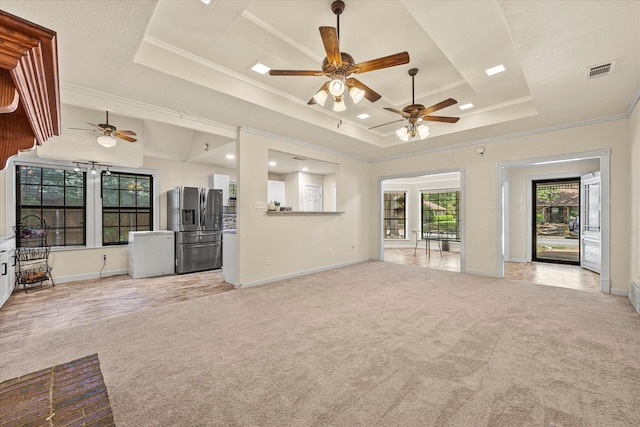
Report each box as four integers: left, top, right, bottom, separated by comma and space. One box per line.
255, 201, 266, 209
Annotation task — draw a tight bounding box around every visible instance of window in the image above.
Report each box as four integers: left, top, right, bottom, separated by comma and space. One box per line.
421, 190, 460, 240
102, 172, 153, 245
16, 165, 86, 247
384, 192, 406, 239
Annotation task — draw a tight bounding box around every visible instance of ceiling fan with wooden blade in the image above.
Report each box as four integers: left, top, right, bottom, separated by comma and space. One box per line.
269, 0, 409, 111
371, 68, 459, 140
69, 111, 137, 147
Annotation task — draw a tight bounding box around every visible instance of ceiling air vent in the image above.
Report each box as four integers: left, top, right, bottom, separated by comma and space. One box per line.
587, 62, 614, 79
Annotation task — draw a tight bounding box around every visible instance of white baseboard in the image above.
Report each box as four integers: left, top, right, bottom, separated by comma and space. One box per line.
238, 258, 370, 289
507, 257, 527, 263
630, 280, 640, 315
52, 269, 129, 284
464, 268, 499, 278
611, 289, 628, 297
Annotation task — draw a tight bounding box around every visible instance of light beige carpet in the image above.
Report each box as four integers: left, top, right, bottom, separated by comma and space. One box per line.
1, 261, 639, 426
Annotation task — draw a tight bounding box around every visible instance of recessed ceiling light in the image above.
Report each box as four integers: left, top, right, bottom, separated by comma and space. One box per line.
356, 113, 370, 119
250, 62, 271, 75
485, 64, 506, 76
226, 154, 235, 160
200, 0, 211, 4
459, 103, 474, 110
269, 161, 276, 166
302, 167, 309, 172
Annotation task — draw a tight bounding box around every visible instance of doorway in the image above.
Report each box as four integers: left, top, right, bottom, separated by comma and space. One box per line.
498, 150, 610, 294
532, 178, 580, 265
379, 171, 464, 273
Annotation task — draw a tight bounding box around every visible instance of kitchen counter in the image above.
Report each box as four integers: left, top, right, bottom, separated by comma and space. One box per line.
265, 211, 344, 216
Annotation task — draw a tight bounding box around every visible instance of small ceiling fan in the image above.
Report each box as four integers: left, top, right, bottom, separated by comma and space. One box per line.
268, 0, 410, 112
370, 68, 459, 141
69, 111, 137, 148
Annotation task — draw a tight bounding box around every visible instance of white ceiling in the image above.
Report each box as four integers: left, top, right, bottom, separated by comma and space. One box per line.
3, 0, 639, 169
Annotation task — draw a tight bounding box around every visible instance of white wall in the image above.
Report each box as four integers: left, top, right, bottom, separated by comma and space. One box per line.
629, 100, 640, 312
505, 159, 600, 261
372, 119, 632, 292
323, 173, 337, 211
142, 156, 235, 230
236, 129, 370, 286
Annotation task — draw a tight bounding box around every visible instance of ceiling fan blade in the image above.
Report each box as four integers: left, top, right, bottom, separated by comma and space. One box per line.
114, 131, 137, 142
352, 52, 410, 74
347, 78, 381, 102
269, 70, 324, 76
86, 122, 111, 133
419, 115, 460, 123
308, 82, 330, 105
116, 129, 137, 136
421, 98, 458, 115
319, 26, 342, 66
384, 107, 411, 118
368, 119, 405, 130
68, 127, 95, 131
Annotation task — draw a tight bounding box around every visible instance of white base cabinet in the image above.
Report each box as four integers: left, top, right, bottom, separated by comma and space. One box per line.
0, 239, 16, 309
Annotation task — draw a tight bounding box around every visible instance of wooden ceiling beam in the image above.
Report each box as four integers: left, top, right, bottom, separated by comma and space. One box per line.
0, 10, 60, 169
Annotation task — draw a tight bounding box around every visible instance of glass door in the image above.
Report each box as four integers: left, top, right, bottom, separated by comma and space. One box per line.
532, 178, 580, 264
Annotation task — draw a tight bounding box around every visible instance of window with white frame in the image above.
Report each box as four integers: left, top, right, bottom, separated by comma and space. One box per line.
384, 192, 407, 239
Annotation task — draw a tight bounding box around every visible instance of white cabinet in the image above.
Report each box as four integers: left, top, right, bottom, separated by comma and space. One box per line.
0, 239, 16, 309
210, 174, 230, 206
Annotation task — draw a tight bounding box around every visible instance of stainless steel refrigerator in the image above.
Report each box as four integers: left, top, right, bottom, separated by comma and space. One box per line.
167, 187, 223, 274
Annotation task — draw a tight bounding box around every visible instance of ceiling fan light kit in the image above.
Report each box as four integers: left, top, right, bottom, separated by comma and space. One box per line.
329, 77, 345, 96
349, 86, 365, 104
312, 89, 329, 106
96, 134, 117, 148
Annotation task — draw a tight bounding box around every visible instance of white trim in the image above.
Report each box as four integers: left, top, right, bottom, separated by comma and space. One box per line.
372, 118, 624, 164
240, 126, 370, 163
464, 268, 498, 278
5, 156, 160, 249
507, 257, 528, 263
52, 269, 129, 284
378, 168, 465, 273
610, 289, 628, 297
61, 82, 237, 139
237, 258, 369, 289
629, 280, 640, 315
497, 150, 611, 293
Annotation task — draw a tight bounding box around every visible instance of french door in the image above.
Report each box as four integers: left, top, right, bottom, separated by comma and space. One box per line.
580, 172, 601, 273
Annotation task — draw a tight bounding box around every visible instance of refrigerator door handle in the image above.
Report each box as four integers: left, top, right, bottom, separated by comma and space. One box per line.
200, 189, 205, 229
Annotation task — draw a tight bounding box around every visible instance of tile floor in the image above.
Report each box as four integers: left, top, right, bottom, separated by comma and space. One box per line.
0, 270, 233, 341
383, 247, 601, 292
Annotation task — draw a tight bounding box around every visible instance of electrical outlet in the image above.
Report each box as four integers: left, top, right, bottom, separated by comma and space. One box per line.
103, 254, 107, 261
329, 247, 333, 254
266, 257, 271, 265
489, 251, 495, 259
